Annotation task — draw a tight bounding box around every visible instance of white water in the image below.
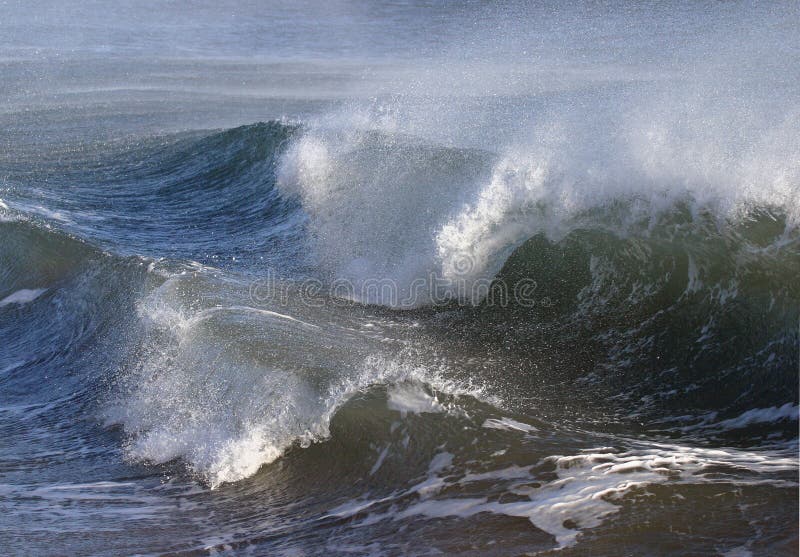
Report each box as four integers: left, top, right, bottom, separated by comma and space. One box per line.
107, 271, 485, 486
111, 1, 799, 486
275, 3, 799, 307
327, 437, 797, 549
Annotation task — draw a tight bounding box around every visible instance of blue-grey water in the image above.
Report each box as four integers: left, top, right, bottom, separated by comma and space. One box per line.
1, 2, 798, 555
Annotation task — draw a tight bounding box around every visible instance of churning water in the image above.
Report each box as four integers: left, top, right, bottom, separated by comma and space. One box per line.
1, 2, 798, 555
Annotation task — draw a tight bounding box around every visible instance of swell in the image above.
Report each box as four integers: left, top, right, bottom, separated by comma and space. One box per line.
0, 219, 149, 484
1, 122, 305, 270
458, 214, 799, 430
269, 116, 799, 441
5, 117, 796, 296
2, 119, 796, 491
104, 214, 797, 488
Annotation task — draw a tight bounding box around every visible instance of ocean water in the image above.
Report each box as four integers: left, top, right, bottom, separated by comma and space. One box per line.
1, 1, 798, 555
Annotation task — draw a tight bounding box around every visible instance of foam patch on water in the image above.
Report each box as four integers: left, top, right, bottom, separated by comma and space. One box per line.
685, 403, 800, 433
482, 417, 538, 433
0, 288, 47, 307
330, 440, 797, 549
387, 382, 445, 416
715, 403, 799, 429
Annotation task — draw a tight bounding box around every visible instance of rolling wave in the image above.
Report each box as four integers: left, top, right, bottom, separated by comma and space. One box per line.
2, 117, 796, 491
1, 112, 796, 554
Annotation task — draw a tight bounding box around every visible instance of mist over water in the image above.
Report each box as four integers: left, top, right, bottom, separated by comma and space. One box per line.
1, 2, 798, 555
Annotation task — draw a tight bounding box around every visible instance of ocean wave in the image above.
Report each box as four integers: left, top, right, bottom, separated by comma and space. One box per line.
104, 265, 487, 486
276, 99, 798, 308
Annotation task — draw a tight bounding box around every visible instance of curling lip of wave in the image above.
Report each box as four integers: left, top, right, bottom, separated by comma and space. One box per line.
275, 100, 798, 308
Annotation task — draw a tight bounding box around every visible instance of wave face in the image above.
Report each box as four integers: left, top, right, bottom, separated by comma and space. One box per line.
2, 1, 799, 555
